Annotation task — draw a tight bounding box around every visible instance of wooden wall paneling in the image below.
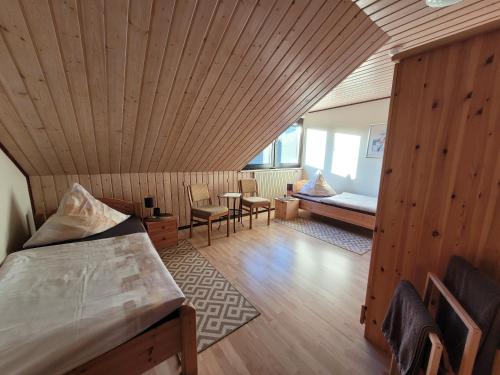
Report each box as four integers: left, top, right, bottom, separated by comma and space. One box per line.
78, 174, 91, 194
111, 174, 123, 199
29, 176, 45, 215
147, 173, 156, 209
20, 0, 89, 174
50, 0, 100, 174
0, 1, 76, 175
129, 173, 142, 216
120, 0, 153, 173
159, 0, 239, 171
364, 26, 500, 349
129, 0, 174, 172
53, 174, 69, 202
313, 1, 500, 111
138, 172, 149, 217
170, 173, 180, 224
0, 122, 37, 176
148, 0, 218, 172
221, 10, 381, 169
155, 172, 166, 214
0, 38, 62, 175
40, 175, 58, 213
179, 172, 188, 226
163, 173, 173, 215
190, 0, 312, 171
1, 0, 386, 174
205, 0, 354, 170
167, 0, 261, 171
105, 0, 128, 173
175, 0, 278, 172
66, 175, 80, 187
120, 173, 133, 203
231, 18, 387, 169
90, 174, 103, 198
139, 0, 198, 172
29, 169, 303, 226
101, 174, 113, 198
78, 0, 109, 173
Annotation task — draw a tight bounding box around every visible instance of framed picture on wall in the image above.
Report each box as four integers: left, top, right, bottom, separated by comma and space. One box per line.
366, 124, 387, 158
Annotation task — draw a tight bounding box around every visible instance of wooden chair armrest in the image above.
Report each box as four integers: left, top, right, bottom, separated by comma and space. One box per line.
426, 332, 443, 375
389, 332, 443, 375
423, 273, 482, 375
493, 350, 500, 375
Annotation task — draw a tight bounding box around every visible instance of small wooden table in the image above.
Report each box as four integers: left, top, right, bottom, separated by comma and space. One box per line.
218, 192, 242, 233
274, 197, 299, 220
144, 215, 178, 250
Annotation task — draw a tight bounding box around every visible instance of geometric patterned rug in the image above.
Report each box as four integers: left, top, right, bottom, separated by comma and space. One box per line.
157, 240, 260, 352
275, 216, 373, 255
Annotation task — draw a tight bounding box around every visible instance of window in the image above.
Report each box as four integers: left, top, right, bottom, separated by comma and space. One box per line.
304, 128, 327, 170
275, 123, 301, 167
246, 143, 273, 168
244, 120, 303, 169
331, 133, 361, 179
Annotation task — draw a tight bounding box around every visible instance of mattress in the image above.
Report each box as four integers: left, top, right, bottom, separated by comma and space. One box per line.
293, 192, 377, 214
0, 232, 185, 374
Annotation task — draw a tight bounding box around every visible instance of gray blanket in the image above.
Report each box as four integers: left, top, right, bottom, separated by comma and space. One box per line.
436, 256, 500, 375
382, 280, 442, 375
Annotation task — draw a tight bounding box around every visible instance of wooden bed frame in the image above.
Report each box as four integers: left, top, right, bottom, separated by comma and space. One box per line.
35, 197, 198, 375
292, 180, 376, 230
298, 198, 376, 230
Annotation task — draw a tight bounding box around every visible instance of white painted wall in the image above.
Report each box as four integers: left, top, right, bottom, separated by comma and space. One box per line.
0, 148, 34, 263
302, 98, 390, 197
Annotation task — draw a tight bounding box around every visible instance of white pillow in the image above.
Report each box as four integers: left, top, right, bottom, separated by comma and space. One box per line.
299, 171, 336, 197
24, 183, 129, 248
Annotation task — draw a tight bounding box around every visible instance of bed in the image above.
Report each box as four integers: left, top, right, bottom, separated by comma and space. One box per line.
292, 191, 377, 230
0, 198, 197, 375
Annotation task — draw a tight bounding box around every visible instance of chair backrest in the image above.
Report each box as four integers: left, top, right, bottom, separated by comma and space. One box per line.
187, 184, 211, 207
239, 179, 258, 196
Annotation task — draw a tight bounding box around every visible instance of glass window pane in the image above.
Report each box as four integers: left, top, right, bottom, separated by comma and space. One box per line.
248, 143, 273, 165
304, 129, 327, 169
276, 125, 301, 165
331, 133, 361, 179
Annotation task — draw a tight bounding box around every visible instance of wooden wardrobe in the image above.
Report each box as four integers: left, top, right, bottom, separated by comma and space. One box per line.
364, 21, 500, 349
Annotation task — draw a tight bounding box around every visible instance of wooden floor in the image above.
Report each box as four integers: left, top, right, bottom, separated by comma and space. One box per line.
145, 212, 388, 375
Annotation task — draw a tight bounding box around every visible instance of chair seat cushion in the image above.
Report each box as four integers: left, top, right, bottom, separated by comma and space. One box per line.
192, 205, 228, 218
242, 196, 270, 205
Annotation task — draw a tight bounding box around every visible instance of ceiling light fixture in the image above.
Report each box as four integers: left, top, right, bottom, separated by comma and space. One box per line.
426, 0, 462, 8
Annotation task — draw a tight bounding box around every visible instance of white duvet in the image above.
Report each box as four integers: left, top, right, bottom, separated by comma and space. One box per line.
321, 192, 377, 213
0, 233, 185, 375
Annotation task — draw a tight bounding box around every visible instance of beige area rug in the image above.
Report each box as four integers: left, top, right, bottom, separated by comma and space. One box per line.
157, 240, 260, 352
275, 214, 373, 255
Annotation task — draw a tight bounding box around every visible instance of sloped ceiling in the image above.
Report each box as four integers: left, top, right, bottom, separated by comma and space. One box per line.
311, 0, 500, 111
0, 0, 387, 175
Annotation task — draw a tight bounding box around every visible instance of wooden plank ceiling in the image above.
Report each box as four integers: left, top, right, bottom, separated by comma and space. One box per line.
0, 0, 387, 175
311, 0, 500, 111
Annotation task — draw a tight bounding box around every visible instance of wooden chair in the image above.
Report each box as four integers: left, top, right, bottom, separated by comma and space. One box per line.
238, 179, 271, 229
187, 184, 229, 246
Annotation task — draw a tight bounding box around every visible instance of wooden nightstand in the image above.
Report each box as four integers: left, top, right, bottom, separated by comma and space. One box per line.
274, 198, 299, 220
144, 216, 178, 250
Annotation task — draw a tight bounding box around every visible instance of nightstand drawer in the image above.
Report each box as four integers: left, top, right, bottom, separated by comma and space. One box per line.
149, 230, 177, 242
151, 237, 178, 250
146, 221, 177, 235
